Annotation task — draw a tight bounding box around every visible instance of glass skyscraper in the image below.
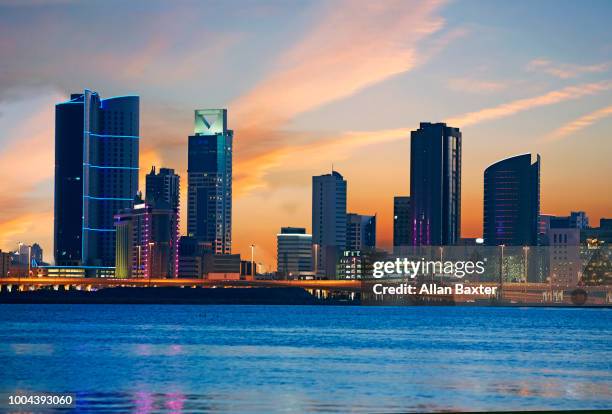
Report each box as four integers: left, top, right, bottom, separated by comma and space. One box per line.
393, 196, 411, 249
54, 89, 139, 267
483, 153, 540, 246
312, 171, 347, 278
187, 109, 233, 254
410, 122, 461, 246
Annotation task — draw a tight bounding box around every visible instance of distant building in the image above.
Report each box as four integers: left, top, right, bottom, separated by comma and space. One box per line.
541, 217, 581, 287
581, 218, 612, 245
30, 243, 43, 265
146, 166, 180, 210
203, 253, 241, 280
16, 243, 31, 266
0, 250, 9, 277
338, 249, 389, 279
240, 260, 257, 279
410, 122, 461, 246
178, 236, 204, 278
187, 109, 232, 254
484, 154, 540, 246
312, 171, 347, 278
114, 198, 179, 278
393, 196, 411, 249
346, 214, 376, 251
277, 227, 313, 279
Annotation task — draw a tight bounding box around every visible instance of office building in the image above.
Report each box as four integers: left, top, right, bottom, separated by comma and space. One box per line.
410, 122, 461, 246
312, 171, 347, 278
54, 94, 85, 266
55, 90, 139, 268
146, 166, 180, 210
277, 227, 313, 279
30, 243, 43, 265
0, 250, 9, 277
484, 154, 540, 246
346, 213, 376, 251
178, 236, 204, 278
540, 216, 581, 286
187, 109, 232, 254
393, 196, 411, 249
203, 253, 241, 280
114, 197, 178, 278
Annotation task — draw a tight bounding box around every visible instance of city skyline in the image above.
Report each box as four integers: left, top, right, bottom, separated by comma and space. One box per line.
1, 0, 612, 269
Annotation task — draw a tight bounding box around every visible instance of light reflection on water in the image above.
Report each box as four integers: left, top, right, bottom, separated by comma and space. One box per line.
1, 305, 611, 413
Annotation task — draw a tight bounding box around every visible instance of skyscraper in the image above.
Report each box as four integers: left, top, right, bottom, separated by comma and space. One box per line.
144, 166, 180, 278
277, 227, 313, 279
146, 166, 180, 210
312, 171, 347, 278
187, 109, 232, 254
54, 90, 139, 268
54, 94, 85, 266
393, 196, 411, 248
483, 153, 540, 246
410, 122, 461, 246
346, 213, 376, 251
114, 196, 178, 278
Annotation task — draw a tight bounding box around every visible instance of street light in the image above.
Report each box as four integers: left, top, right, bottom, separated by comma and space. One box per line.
250, 244, 255, 278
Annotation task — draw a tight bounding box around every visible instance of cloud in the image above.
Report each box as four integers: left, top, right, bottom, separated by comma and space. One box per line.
0, 89, 59, 253
231, 0, 450, 193
447, 77, 508, 94
234, 127, 411, 194
545, 104, 612, 142
447, 80, 612, 127
526, 58, 609, 79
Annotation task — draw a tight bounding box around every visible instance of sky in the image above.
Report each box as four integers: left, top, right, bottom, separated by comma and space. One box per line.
0, 0, 611, 270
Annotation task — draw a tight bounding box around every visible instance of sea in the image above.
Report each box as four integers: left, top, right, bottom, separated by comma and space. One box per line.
1, 305, 611, 413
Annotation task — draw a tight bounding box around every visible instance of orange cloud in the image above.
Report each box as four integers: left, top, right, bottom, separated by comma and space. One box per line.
447, 80, 612, 127
545, 104, 612, 141
526, 58, 610, 79
230, 0, 450, 202
447, 77, 508, 93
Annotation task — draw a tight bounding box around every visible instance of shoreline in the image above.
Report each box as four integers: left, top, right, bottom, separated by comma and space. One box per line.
1, 286, 610, 308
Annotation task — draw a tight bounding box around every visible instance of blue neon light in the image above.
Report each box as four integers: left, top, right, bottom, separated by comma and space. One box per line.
83, 227, 116, 232
84, 196, 133, 201
87, 133, 140, 139
83, 163, 139, 170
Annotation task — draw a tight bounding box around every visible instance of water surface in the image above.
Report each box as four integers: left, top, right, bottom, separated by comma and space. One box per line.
1, 305, 611, 412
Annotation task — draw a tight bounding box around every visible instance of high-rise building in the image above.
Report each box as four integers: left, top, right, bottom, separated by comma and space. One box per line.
0, 250, 9, 277
346, 213, 376, 251
393, 196, 411, 248
277, 227, 313, 279
312, 171, 347, 278
54, 90, 139, 268
30, 243, 43, 265
114, 197, 179, 278
541, 216, 581, 287
54, 94, 85, 266
187, 109, 232, 254
16, 243, 31, 266
484, 154, 540, 246
146, 167, 180, 210
410, 122, 461, 246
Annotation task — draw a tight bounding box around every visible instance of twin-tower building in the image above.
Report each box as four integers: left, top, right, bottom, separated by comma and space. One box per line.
54, 89, 232, 276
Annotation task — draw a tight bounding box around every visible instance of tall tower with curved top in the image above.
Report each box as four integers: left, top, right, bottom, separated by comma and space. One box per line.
54, 89, 139, 267
483, 153, 540, 246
